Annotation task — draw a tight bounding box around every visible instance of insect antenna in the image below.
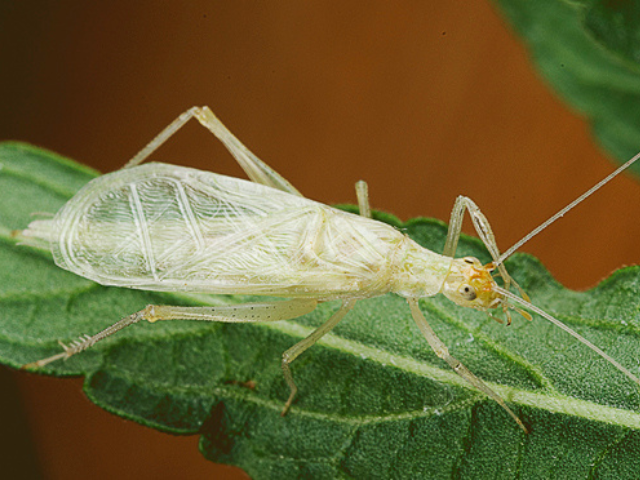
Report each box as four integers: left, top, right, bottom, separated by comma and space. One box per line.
495, 286, 640, 386
496, 150, 640, 266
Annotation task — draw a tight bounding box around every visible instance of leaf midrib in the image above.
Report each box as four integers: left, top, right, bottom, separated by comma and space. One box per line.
5, 265, 639, 430
91, 313, 640, 432
264, 318, 640, 430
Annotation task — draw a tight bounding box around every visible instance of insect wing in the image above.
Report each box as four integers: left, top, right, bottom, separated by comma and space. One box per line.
47, 164, 401, 296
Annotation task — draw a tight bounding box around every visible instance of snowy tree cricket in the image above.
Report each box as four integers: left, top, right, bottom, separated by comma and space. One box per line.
19, 106, 640, 434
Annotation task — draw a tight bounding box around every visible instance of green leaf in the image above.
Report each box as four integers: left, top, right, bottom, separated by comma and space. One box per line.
493, 0, 640, 168
2, 142, 640, 479
583, 0, 640, 66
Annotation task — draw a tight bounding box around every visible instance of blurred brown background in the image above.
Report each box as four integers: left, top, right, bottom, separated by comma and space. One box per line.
2, 2, 640, 479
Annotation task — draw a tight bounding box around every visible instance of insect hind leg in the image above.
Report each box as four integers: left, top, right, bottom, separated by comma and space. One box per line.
193, 107, 302, 196
23, 299, 318, 370
23, 309, 147, 369
124, 106, 302, 196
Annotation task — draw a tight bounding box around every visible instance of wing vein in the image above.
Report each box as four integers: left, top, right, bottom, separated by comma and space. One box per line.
128, 182, 158, 280
174, 180, 206, 252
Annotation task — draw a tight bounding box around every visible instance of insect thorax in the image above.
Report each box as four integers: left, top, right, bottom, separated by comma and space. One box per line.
389, 238, 453, 299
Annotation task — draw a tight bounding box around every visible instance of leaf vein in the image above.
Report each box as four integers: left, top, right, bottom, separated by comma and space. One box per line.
422, 299, 556, 392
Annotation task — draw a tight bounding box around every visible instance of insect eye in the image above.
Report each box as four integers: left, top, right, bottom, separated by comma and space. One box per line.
459, 284, 477, 301
463, 257, 476, 264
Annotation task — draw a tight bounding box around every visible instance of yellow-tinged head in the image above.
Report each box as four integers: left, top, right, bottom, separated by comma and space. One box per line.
442, 257, 501, 308
442, 256, 531, 324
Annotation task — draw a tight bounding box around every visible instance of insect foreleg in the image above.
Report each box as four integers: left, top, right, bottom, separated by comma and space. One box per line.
443, 196, 501, 261
443, 196, 527, 302
407, 298, 528, 433
24, 299, 318, 370
355, 180, 372, 218
124, 106, 302, 196
281, 299, 356, 415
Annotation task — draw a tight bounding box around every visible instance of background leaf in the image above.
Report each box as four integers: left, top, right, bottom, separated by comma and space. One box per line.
494, 0, 640, 168
2, 143, 640, 478
583, 0, 640, 66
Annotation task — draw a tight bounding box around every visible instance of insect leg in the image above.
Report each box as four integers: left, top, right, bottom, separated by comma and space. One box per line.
23, 310, 146, 369
443, 196, 528, 304
192, 106, 303, 196
23, 299, 317, 369
355, 180, 372, 218
281, 299, 356, 415
123, 107, 201, 169
407, 298, 528, 433
124, 106, 302, 196
443, 196, 501, 260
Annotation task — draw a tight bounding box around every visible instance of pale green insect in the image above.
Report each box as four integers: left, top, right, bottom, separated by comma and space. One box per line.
21, 106, 640, 434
